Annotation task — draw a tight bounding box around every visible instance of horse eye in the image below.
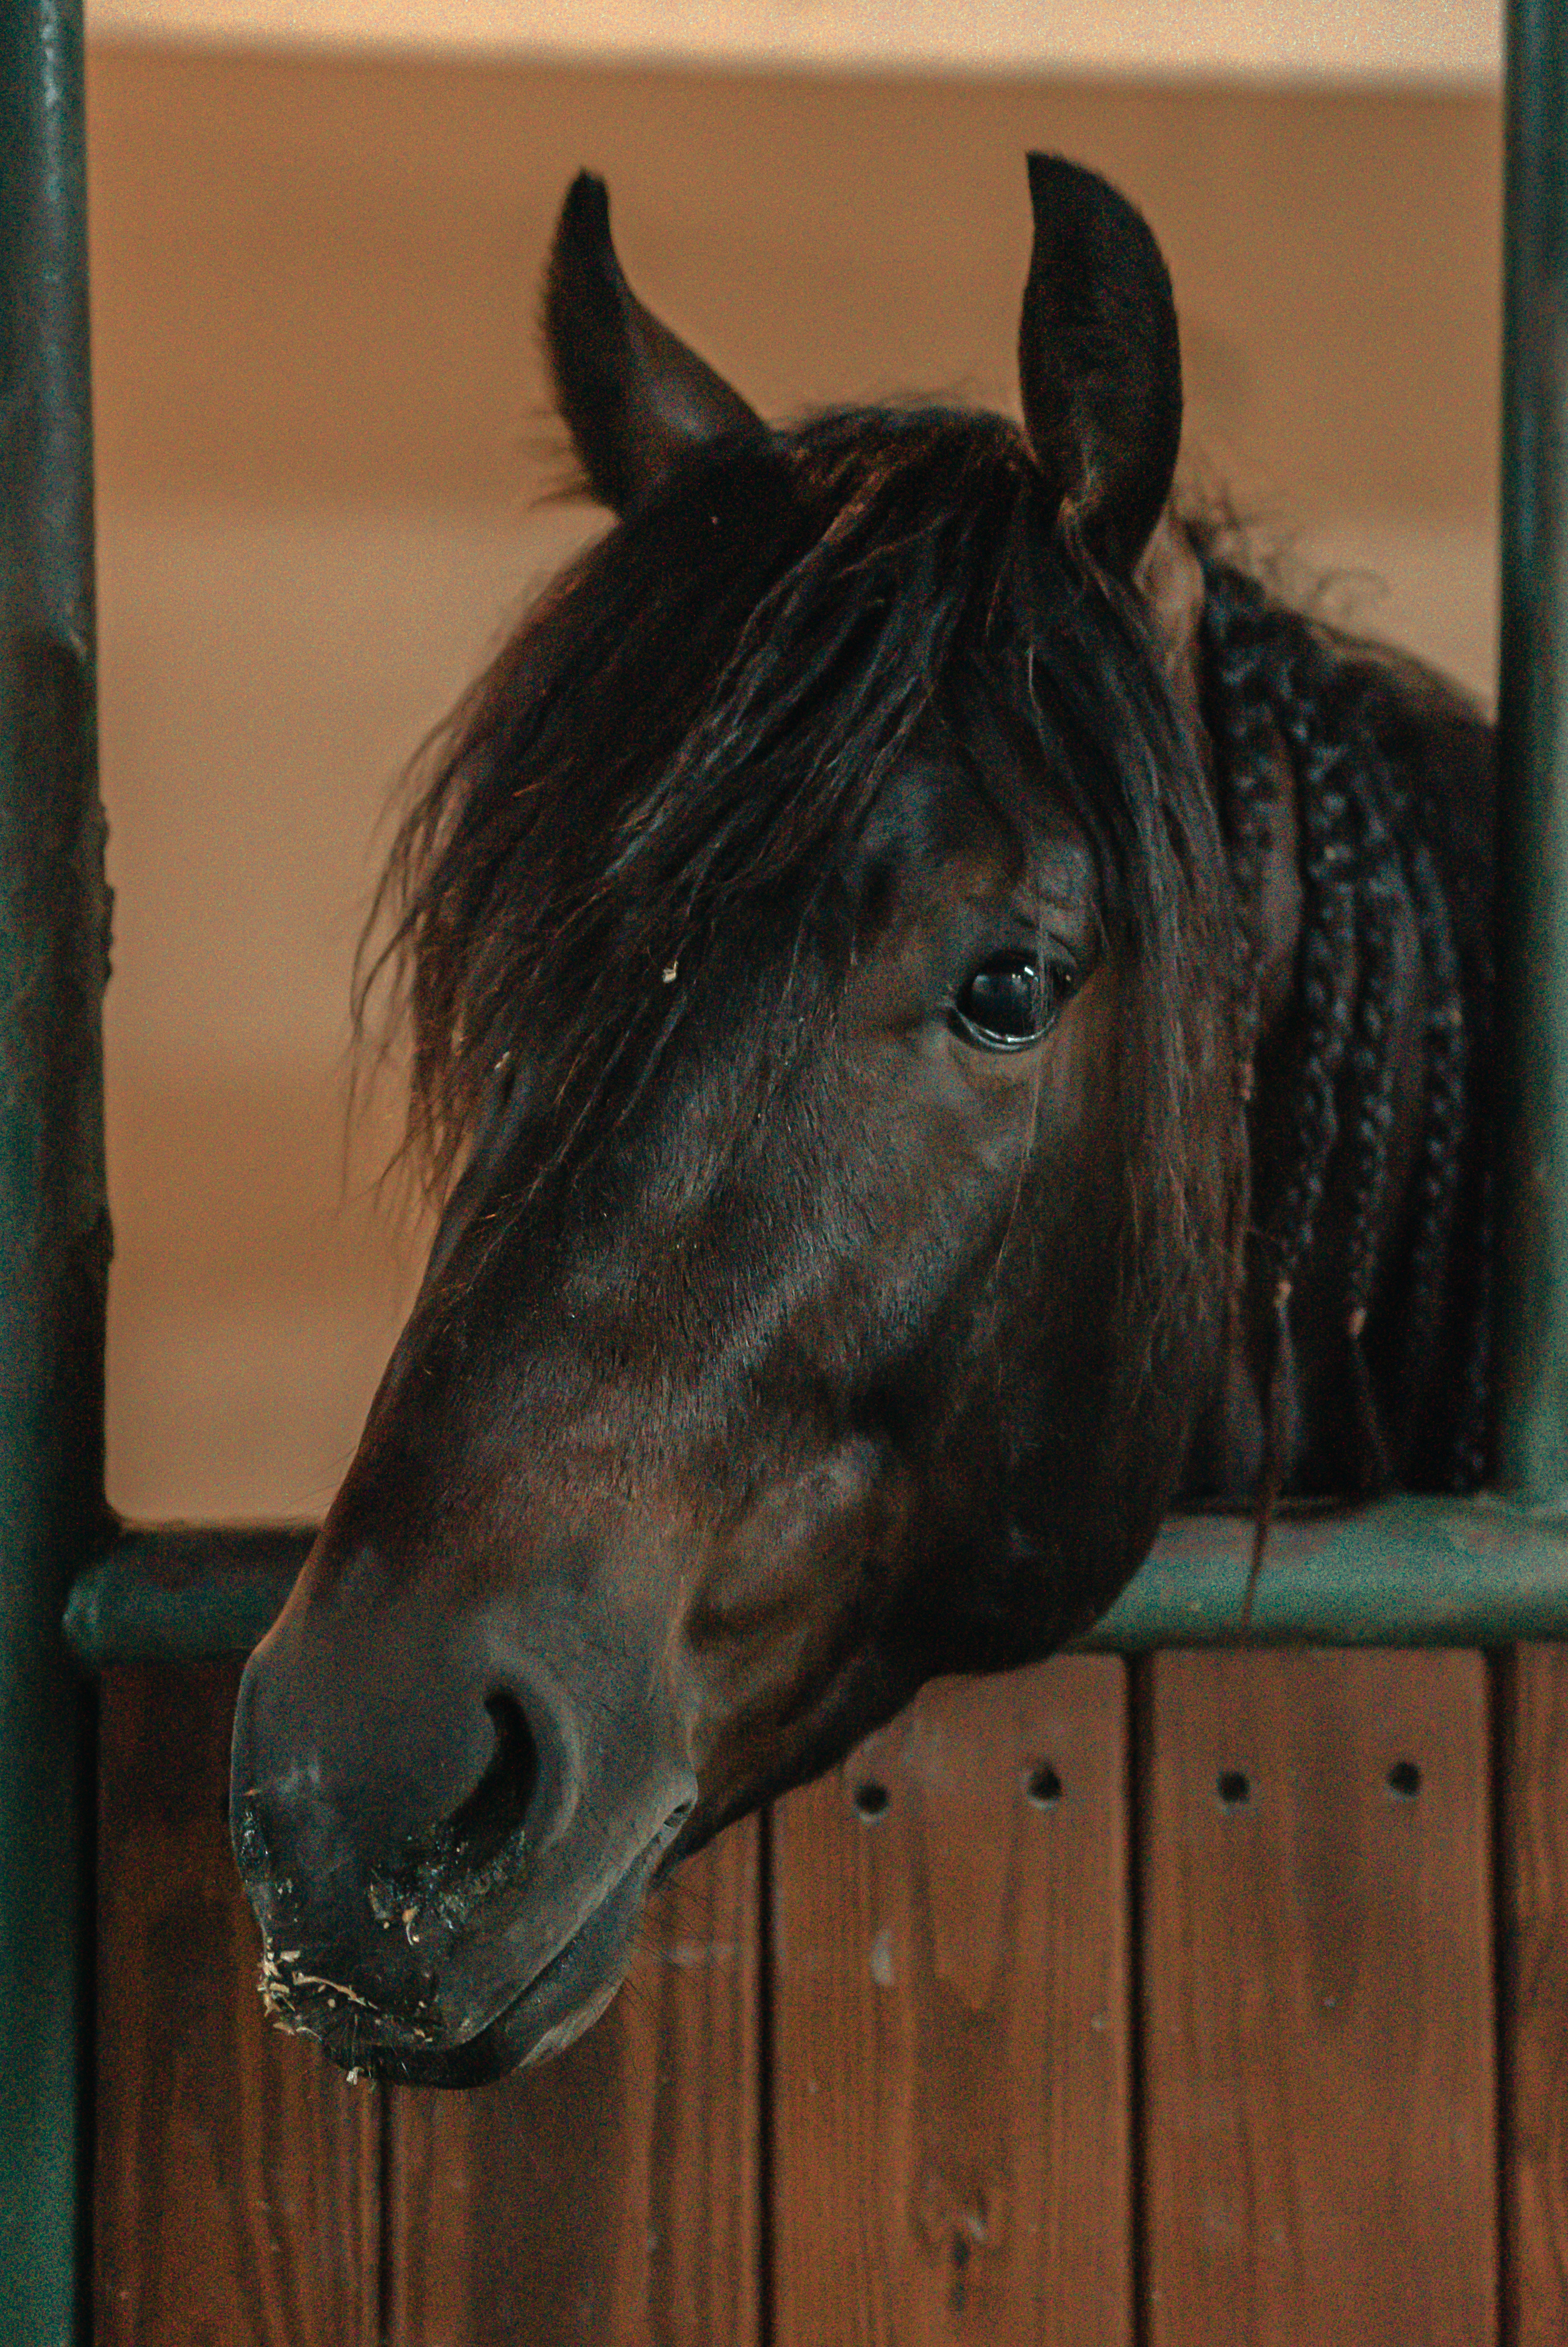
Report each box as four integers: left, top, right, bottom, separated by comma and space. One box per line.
949, 954, 1074, 1052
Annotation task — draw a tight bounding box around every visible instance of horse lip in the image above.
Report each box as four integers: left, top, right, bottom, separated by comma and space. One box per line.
335, 1862, 639, 2083
314, 1793, 695, 2083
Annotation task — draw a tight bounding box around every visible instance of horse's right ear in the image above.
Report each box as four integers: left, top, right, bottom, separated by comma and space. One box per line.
544, 174, 764, 514
1018, 155, 1183, 575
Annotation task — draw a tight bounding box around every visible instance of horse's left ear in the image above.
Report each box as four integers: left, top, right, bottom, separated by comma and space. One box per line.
1018, 154, 1183, 574
544, 173, 764, 514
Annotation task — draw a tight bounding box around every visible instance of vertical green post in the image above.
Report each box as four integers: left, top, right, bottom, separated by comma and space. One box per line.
1496, 0, 1568, 1505
0, 0, 110, 2337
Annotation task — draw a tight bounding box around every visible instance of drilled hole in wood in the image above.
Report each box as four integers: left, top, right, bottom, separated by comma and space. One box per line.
852, 1780, 890, 1820
1386, 1759, 1422, 1799
1217, 1769, 1251, 1810
1024, 1763, 1062, 1808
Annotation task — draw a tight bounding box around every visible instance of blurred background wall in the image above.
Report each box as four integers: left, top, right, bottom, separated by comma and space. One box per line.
85, 19, 1501, 1524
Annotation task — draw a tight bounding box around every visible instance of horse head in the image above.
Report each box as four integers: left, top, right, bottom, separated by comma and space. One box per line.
229, 157, 1267, 2081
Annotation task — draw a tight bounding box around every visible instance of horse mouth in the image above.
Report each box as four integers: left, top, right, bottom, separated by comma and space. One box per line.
306, 1815, 681, 2087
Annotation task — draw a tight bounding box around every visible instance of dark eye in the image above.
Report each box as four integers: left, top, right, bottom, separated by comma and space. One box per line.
949, 954, 1075, 1053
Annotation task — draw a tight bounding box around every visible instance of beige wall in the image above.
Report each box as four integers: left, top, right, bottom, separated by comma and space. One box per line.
84, 0, 1501, 84
89, 43, 1502, 1520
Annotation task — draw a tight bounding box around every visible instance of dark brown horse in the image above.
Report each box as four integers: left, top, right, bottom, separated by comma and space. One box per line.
230, 157, 1493, 2084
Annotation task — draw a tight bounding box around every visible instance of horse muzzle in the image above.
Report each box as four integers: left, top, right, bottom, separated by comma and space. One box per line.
229, 1575, 697, 2082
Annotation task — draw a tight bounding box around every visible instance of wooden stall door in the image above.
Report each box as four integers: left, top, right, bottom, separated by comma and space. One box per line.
1502, 1644, 1568, 2345
1142, 1650, 1496, 2347
770, 1658, 1132, 2347
99, 1646, 1549, 2345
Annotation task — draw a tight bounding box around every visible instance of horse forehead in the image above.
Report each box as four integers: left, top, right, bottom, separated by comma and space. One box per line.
850, 750, 1095, 912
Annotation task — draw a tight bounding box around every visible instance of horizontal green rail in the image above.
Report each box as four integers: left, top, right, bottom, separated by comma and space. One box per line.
1082, 1494, 1568, 1650
61, 1495, 1568, 1672
64, 1525, 313, 1668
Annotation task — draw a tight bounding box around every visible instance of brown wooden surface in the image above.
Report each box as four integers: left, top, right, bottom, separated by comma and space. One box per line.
96, 1648, 1553, 2343
771, 1657, 1132, 2347
1503, 1644, 1568, 2344
1142, 1649, 1496, 2347
95, 1661, 379, 2347
386, 1815, 760, 2347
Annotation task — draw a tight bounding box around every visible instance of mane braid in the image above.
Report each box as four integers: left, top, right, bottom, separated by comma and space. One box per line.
1199, 553, 1488, 1503
1342, 856, 1402, 1484
1396, 839, 1469, 1447
1448, 1163, 1494, 1490
1194, 562, 1285, 1527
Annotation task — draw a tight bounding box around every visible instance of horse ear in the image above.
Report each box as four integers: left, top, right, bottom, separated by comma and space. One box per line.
544, 173, 764, 514
1018, 154, 1183, 574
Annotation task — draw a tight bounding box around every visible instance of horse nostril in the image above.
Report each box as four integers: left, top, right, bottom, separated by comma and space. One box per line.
440, 1690, 540, 1867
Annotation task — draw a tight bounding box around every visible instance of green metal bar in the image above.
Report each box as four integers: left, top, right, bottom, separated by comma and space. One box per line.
64, 1525, 313, 1671
0, 0, 107, 2336
1081, 1495, 1568, 1651
60, 1499, 1568, 1669
1496, 0, 1568, 1503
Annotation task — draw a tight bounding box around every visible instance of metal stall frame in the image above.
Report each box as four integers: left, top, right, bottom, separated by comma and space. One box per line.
1, 0, 108, 2337
0, 0, 1563, 2333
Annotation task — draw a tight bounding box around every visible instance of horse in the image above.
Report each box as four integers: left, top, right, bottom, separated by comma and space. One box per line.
229, 155, 1494, 2085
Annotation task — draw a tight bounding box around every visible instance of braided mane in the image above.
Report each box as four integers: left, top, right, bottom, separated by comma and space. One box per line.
1199, 554, 1493, 1496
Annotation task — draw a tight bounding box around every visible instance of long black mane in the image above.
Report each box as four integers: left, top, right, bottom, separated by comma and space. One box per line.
359, 402, 1490, 1499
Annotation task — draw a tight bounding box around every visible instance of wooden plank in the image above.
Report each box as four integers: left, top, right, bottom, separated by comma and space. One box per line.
386, 1814, 760, 2347
1502, 1643, 1568, 2342
771, 1657, 1132, 2347
1142, 1650, 1496, 2346
95, 1660, 379, 2347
